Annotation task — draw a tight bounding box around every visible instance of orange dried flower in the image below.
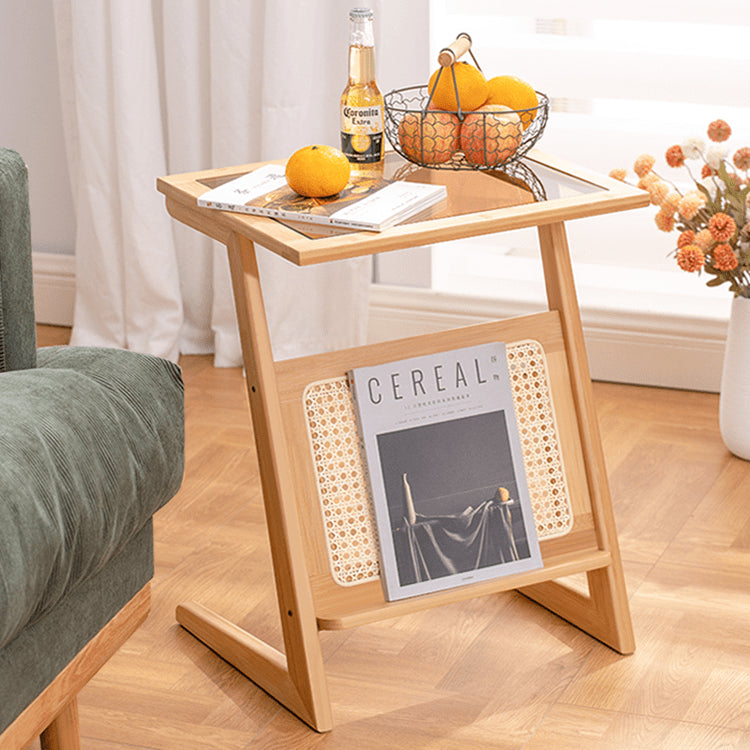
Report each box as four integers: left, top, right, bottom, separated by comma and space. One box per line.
677, 230, 696, 248
678, 192, 706, 220
665, 145, 685, 167
608, 168, 627, 181
707, 119, 732, 142
733, 147, 750, 170
634, 154, 656, 177
654, 210, 675, 232
649, 180, 670, 206
701, 164, 715, 178
694, 229, 713, 250
662, 191, 681, 212
676, 245, 705, 273
708, 212, 737, 242
712, 243, 738, 271
637, 173, 659, 190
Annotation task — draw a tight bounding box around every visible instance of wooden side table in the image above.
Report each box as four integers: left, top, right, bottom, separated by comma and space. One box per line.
157, 150, 648, 732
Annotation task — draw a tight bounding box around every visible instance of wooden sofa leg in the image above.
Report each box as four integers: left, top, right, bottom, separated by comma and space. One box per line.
40, 698, 80, 750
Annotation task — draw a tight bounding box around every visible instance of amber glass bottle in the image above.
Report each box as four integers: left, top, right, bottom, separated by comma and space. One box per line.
340, 8, 384, 168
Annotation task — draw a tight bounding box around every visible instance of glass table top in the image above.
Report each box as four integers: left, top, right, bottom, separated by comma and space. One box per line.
384, 153, 602, 227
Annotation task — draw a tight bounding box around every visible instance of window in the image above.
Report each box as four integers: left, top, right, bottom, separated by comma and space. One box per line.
371, 2, 750, 390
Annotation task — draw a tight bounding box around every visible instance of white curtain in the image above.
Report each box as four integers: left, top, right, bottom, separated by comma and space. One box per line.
52, 0, 384, 365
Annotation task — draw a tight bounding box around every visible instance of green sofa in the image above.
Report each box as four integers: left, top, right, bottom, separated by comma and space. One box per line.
0, 148, 185, 748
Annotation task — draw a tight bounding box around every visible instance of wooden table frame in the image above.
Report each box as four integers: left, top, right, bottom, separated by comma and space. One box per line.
158, 150, 648, 732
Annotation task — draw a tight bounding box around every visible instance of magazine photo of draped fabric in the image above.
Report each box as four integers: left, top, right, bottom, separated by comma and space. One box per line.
376, 410, 535, 589
348, 341, 543, 601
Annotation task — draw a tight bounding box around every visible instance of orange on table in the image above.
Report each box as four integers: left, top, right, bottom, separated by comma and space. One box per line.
285, 145, 351, 197
398, 110, 460, 165
485, 75, 539, 129
459, 105, 522, 167
427, 61, 488, 112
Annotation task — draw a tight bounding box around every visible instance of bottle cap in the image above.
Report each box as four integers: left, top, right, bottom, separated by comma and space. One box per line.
350, 7, 374, 19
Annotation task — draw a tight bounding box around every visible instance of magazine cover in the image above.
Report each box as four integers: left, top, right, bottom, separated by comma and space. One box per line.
348, 343, 542, 601
197, 164, 447, 231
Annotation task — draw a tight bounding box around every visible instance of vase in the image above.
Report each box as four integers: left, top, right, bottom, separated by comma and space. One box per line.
719, 294, 750, 460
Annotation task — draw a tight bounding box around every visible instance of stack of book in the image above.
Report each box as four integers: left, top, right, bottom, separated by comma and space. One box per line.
198, 164, 447, 233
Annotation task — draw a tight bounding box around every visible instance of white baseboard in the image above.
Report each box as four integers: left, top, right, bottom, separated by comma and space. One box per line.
367, 285, 728, 393
31, 257, 728, 393
32, 251, 75, 326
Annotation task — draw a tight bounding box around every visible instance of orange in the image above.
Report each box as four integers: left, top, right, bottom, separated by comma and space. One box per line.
285, 145, 351, 197
427, 62, 489, 112
459, 105, 522, 167
398, 110, 460, 165
485, 75, 539, 129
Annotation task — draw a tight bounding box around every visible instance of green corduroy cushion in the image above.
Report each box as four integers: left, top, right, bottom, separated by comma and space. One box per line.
0, 345, 184, 650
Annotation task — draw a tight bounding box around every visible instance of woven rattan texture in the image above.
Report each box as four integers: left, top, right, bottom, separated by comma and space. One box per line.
303, 339, 572, 587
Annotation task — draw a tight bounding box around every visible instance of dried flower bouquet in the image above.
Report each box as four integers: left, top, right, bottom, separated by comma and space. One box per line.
611, 120, 750, 297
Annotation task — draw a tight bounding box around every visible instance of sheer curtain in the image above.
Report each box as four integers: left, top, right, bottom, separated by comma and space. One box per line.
52, 0, 383, 365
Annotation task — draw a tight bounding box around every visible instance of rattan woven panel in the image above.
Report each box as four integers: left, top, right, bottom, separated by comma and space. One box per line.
303, 339, 572, 587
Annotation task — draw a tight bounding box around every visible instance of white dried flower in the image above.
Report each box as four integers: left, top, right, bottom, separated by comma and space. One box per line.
706, 144, 728, 170
682, 137, 706, 158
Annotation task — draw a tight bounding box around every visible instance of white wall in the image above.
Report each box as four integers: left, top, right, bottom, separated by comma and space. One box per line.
0, 1, 75, 256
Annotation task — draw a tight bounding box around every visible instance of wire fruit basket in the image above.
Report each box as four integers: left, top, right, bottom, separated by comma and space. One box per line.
383, 34, 549, 172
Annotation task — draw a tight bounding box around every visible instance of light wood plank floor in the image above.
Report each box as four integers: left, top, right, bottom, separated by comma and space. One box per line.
33, 326, 750, 749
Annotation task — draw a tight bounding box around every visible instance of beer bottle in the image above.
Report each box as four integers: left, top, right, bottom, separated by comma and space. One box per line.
340, 8, 384, 168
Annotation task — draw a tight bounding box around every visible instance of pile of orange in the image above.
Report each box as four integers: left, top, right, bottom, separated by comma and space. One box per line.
398, 62, 539, 167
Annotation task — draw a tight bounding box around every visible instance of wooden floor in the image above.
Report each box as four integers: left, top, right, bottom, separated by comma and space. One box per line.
33, 326, 750, 749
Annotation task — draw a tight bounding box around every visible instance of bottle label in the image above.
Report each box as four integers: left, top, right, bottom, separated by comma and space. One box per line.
341, 104, 383, 163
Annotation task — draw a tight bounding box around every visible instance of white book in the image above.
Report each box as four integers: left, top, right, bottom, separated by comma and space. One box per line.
197, 164, 447, 232
348, 342, 542, 601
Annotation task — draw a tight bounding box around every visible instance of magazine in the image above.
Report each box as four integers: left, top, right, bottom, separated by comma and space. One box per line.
197, 164, 447, 232
348, 342, 542, 601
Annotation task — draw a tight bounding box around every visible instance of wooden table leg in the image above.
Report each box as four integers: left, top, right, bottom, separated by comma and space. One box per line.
176, 233, 333, 732
518, 221, 635, 654
40, 699, 80, 750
